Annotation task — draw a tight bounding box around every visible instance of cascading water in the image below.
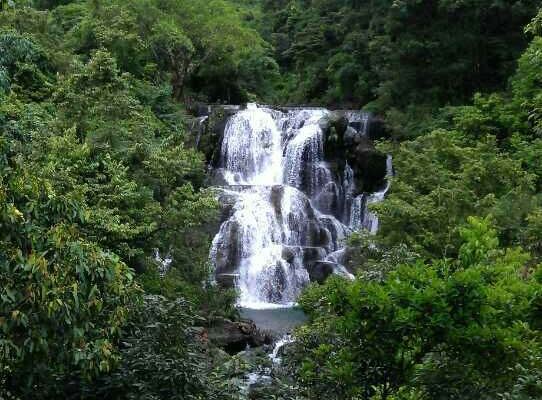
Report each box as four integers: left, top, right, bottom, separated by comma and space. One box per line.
210, 104, 391, 308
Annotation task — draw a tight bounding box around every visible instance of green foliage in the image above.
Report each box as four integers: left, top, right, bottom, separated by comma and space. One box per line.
373, 131, 537, 259
294, 10, 542, 399
3, 0, 542, 398
371, 9, 542, 261
262, 0, 539, 112
0, 1, 250, 397
62, 0, 279, 103
289, 217, 541, 399
78, 295, 236, 400
348, 231, 420, 282
498, 352, 542, 400
0, 122, 137, 395
0, 29, 51, 99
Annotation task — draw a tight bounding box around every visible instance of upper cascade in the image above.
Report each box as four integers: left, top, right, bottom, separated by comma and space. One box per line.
220, 105, 283, 185
209, 104, 391, 309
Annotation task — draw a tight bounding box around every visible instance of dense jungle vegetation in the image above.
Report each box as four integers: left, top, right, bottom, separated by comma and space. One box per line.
1, 0, 542, 399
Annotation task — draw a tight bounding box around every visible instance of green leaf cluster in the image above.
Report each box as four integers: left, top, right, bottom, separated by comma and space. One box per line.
288, 217, 542, 399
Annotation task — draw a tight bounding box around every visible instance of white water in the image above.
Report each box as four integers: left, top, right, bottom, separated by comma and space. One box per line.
270, 334, 294, 364
221, 105, 283, 185
210, 104, 391, 309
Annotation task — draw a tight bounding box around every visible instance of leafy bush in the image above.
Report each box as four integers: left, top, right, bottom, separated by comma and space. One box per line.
288, 217, 541, 399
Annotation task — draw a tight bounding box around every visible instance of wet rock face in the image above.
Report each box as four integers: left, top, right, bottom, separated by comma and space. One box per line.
319, 111, 349, 139
346, 137, 388, 193
216, 273, 239, 288
213, 219, 242, 275
217, 189, 239, 221
187, 105, 241, 166
307, 261, 335, 283
320, 111, 348, 160
366, 115, 387, 140
203, 105, 392, 299
313, 181, 342, 216
320, 112, 387, 194
188, 106, 388, 195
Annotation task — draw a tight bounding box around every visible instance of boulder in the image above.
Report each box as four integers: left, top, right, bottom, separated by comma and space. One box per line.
313, 181, 341, 216
319, 111, 348, 137
282, 245, 326, 267
216, 188, 239, 221
270, 185, 285, 221
187, 105, 240, 166
190, 102, 212, 117
307, 261, 335, 283
317, 112, 388, 194
208, 318, 271, 354
206, 168, 229, 186
344, 126, 363, 146
366, 115, 388, 140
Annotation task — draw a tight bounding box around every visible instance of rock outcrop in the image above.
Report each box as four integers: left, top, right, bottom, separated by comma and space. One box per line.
319, 110, 387, 194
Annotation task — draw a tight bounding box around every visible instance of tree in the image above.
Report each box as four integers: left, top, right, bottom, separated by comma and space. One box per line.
0, 124, 137, 397
78, 295, 236, 400
288, 217, 540, 399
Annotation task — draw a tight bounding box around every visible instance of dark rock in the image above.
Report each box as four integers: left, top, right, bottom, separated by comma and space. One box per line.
346, 137, 387, 193
206, 168, 229, 186
270, 185, 284, 221
216, 273, 239, 288
367, 115, 388, 140
300, 246, 326, 263
281, 246, 296, 263
216, 188, 239, 222
344, 126, 363, 146
307, 261, 335, 283
318, 215, 348, 251
281, 245, 326, 264
213, 220, 242, 275
306, 220, 328, 247
192, 102, 212, 117
332, 113, 349, 137
313, 181, 341, 215
319, 111, 348, 138
319, 112, 349, 160
312, 110, 389, 195
208, 318, 271, 354
188, 105, 241, 166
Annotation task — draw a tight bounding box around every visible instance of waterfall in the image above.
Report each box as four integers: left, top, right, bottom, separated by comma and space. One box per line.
220, 104, 283, 185
210, 105, 391, 308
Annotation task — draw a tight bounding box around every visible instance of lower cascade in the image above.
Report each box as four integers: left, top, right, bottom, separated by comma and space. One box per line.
210, 104, 392, 309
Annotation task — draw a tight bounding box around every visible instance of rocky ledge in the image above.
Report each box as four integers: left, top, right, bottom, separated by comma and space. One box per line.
207, 317, 272, 354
